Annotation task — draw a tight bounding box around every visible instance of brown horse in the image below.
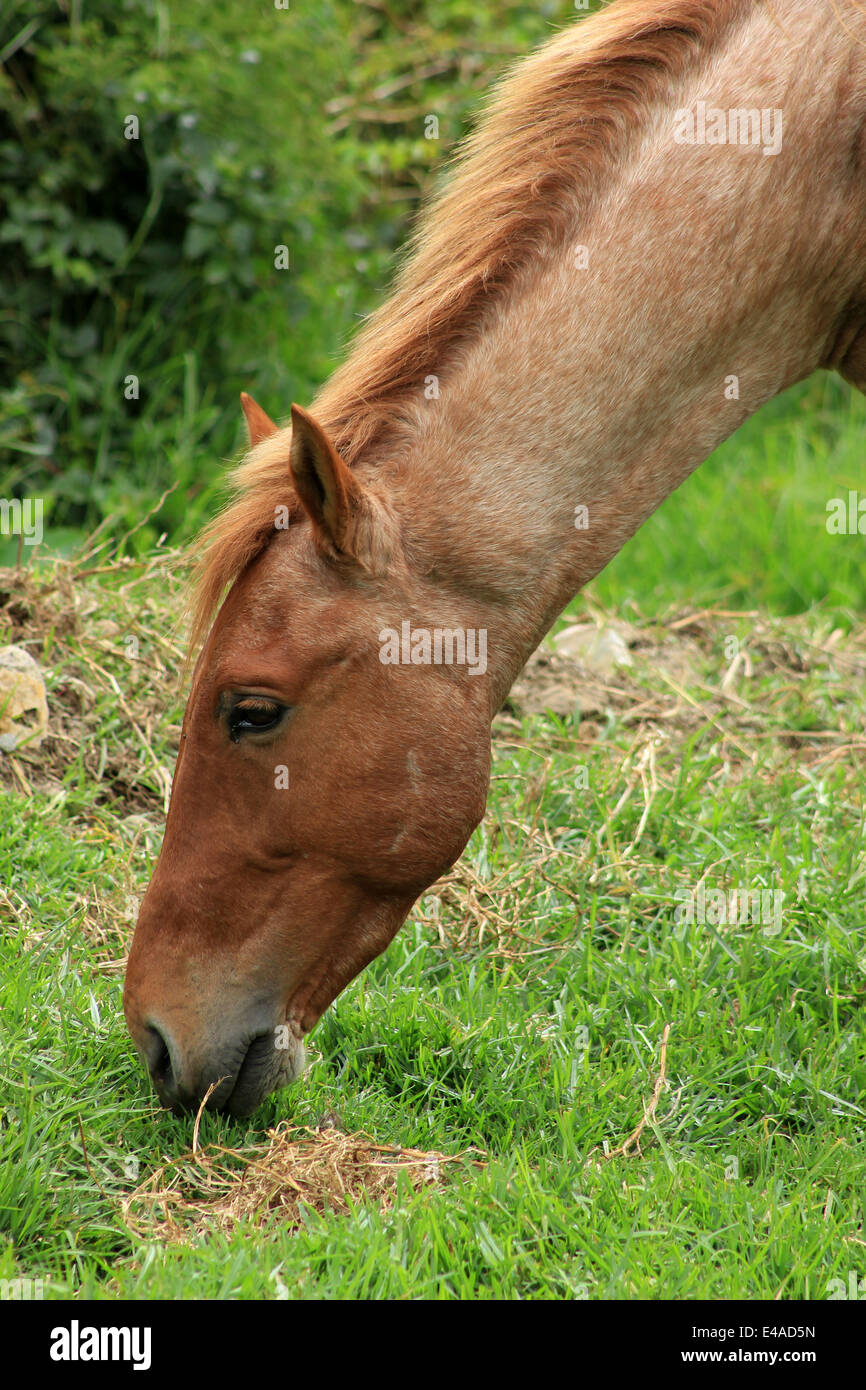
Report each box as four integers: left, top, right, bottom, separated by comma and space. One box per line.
124, 0, 866, 1116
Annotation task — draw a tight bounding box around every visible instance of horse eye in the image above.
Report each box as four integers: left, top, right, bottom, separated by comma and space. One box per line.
227, 698, 285, 742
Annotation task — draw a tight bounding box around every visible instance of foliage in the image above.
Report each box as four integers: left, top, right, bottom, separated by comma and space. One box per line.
0, 0, 584, 542
0, 0, 382, 535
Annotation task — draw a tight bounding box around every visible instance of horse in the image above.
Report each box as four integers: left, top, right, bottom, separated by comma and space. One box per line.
124, 0, 866, 1117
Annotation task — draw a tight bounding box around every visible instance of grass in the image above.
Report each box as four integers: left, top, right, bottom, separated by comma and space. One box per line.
590, 371, 866, 620
3, 0, 865, 1306
1, 491, 865, 1299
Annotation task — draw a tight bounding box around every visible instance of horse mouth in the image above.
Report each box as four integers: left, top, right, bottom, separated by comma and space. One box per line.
219, 1029, 307, 1118
146, 1024, 307, 1118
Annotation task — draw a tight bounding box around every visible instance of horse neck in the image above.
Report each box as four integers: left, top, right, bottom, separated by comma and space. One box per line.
377, 0, 866, 711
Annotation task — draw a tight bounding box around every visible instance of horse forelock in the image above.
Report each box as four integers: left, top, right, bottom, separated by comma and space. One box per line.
188, 427, 302, 653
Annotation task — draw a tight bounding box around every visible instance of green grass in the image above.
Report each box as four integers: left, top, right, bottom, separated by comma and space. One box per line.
1, 540, 864, 1300
588, 371, 866, 621
3, 0, 865, 1303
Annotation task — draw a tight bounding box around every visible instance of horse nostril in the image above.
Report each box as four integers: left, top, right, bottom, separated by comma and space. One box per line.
143, 1024, 173, 1088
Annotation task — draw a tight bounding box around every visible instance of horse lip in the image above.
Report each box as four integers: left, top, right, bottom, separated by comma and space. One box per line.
222, 1029, 306, 1117
137, 1000, 307, 1116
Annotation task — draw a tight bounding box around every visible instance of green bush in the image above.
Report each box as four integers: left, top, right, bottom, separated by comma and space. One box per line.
0, 0, 390, 538
0, 0, 574, 549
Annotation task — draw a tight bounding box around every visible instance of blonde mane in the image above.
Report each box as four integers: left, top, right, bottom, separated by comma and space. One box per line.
190, 0, 750, 649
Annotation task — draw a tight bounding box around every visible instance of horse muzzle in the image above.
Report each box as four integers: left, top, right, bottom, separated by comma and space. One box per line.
128, 999, 306, 1117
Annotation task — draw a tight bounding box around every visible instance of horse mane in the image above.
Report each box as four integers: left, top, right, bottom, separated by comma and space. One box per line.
189, 0, 750, 651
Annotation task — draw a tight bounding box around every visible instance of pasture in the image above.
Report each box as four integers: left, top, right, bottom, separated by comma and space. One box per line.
2, 0, 866, 1304
3, 370, 866, 1298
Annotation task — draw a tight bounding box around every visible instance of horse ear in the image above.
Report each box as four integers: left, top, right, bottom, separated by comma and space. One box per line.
289, 403, 373, 562
240, 392, 278, 448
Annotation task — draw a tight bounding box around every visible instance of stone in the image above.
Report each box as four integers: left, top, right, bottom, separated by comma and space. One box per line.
0, 644, 48, 751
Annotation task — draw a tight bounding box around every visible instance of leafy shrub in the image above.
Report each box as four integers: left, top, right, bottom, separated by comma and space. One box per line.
0, 0, 386, 537
0, 0, 571, 549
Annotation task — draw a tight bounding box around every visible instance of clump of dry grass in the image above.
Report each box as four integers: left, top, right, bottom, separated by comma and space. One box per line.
122, 1122, 483, 1241
0, 544, 189, 812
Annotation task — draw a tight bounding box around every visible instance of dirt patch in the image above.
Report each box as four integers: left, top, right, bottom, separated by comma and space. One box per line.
500, 606, 866, 776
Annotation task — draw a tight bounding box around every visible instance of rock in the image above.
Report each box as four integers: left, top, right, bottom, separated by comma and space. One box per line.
553, 622, 634, 672
0, 645, 48, 751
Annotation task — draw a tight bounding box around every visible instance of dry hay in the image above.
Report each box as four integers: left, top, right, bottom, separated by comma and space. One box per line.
0, 545, 188, 813
420, 831, 589, 961
121, 1121, 482, 1242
